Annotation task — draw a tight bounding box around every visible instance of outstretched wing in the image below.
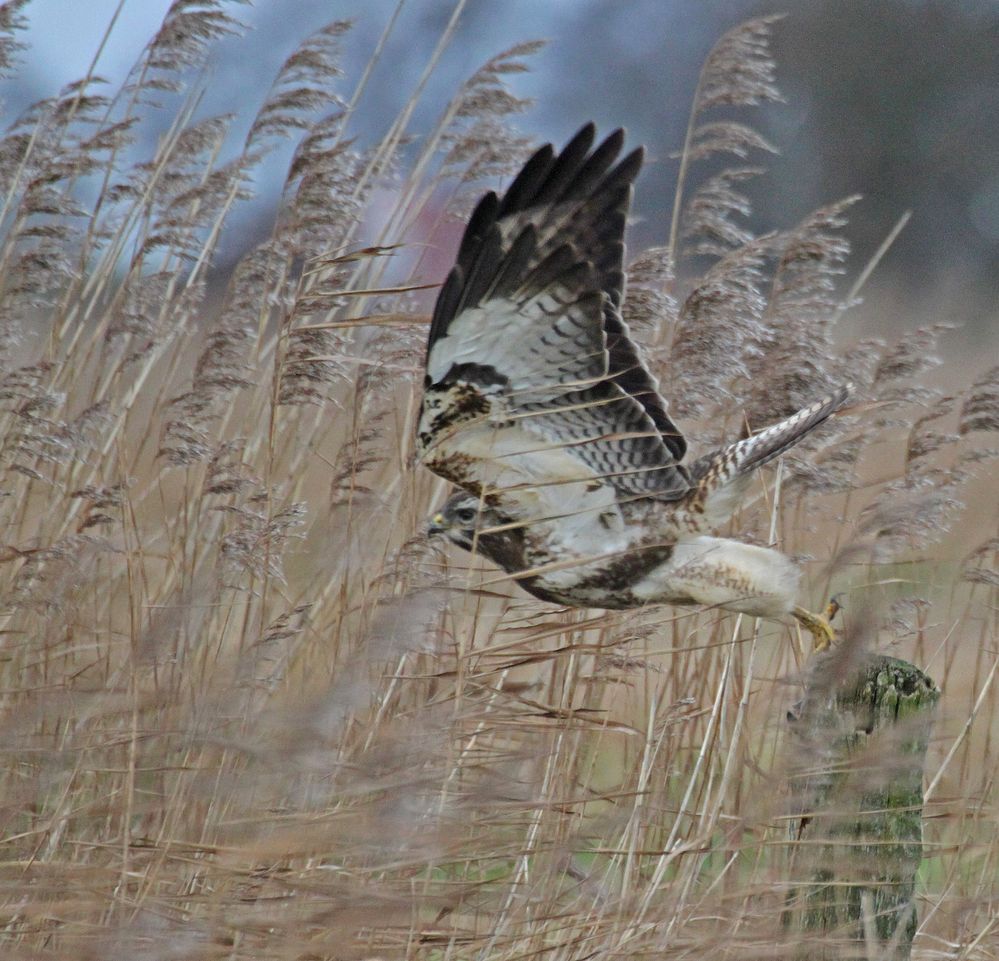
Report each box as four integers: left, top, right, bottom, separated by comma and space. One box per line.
418, 124, 689, 550
685, 385, 852, 528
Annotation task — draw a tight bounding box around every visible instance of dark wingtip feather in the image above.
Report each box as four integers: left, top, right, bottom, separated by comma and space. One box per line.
496, 143, 556, 217
527, 124, 597, 204
487, 224, 537, 300
614, 146, 645, 186
556, 129, 626, 204
428, 265, 464, 352
456, 191, 500, 272
455, 224, 503, 317
515, 243, 590, 301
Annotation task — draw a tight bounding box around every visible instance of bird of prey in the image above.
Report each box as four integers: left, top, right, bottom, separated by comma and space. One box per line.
417, 123, 848, 649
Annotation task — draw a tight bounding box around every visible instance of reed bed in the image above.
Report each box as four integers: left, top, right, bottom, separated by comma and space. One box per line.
0, 4, 996, 959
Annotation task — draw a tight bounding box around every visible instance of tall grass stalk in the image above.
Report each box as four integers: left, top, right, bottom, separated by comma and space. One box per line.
0, 3, 996, 960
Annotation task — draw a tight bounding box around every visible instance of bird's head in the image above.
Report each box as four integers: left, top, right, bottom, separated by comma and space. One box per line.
427, 492, 508, 554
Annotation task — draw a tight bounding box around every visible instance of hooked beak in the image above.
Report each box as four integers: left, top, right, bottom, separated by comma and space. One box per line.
427, 512, 447, 537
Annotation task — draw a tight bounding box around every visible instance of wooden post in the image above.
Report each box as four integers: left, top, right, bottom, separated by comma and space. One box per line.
783, 651, 939, 960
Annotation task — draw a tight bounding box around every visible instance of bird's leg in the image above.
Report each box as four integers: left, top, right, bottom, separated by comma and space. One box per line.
792, 599, 839, 653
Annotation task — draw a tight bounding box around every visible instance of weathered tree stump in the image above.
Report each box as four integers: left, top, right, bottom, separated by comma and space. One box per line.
783, 651, 939, 960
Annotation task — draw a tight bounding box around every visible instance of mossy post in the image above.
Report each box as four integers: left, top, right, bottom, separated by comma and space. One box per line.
783, 651, 940, 960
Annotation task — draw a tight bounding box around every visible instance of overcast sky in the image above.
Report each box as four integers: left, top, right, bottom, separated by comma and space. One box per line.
6, 0, 999, 347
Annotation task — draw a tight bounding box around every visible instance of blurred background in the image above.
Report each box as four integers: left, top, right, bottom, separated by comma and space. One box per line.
7, 0, 998, 352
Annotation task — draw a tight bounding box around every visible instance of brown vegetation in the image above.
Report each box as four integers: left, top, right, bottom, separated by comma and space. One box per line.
0, 4, 996, 959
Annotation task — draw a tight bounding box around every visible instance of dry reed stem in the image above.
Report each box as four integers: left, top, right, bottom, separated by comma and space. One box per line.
0, 5, 995, 961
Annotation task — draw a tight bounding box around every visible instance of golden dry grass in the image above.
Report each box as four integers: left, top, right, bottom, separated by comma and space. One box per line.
0, 5, 996, 960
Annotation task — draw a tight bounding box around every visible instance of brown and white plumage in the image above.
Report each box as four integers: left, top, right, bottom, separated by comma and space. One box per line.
419, 123, 849, 645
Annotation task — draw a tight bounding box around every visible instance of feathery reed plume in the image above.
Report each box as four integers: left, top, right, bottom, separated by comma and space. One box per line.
747, 198, 858, 419
669, 236, 770, 420
0, 0, 29, 79
669, 15, 783, 267
142, 0, 248, 93
0, 7, 995, 960
439, 41, 542, 216
959, 364, 999, 435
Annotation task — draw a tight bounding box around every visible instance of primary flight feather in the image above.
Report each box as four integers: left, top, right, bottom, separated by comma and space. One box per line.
417, 123, 848, 647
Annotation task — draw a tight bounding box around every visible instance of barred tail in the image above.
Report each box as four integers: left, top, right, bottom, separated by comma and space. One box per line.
721, 384, 852, 477
683, 385, 852, 529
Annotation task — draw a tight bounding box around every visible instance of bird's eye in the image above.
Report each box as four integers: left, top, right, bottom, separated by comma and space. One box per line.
455, 507, 477, 524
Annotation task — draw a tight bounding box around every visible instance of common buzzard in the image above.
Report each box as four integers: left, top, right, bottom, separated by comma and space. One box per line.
417, 123, 848, 649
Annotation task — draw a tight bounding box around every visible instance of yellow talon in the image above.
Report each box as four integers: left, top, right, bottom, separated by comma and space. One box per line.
793, 604, 837, 653
823, 596, 842, 622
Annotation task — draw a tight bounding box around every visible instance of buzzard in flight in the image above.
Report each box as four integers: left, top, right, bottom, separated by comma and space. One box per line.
417, 123, 848, 649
